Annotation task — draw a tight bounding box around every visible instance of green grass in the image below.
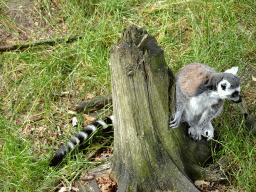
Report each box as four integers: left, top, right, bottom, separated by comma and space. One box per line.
0, 0, 255, 191
212, 105, 256, 191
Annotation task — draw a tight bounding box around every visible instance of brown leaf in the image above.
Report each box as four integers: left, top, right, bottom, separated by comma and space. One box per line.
194, 180, 210, 187
29, 115, 43, 123
83, 114, 96, 125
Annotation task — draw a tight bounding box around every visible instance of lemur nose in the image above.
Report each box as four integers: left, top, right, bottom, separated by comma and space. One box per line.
233, 96, 242, 103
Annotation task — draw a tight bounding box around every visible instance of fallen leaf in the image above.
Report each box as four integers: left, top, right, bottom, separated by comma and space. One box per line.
86, 93, 95, 99
252, 75, 256, 81
194, 180, 210, 187
83, 114, 96, 122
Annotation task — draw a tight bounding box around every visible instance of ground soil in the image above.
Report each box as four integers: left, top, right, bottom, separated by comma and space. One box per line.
0, 0, 68, 46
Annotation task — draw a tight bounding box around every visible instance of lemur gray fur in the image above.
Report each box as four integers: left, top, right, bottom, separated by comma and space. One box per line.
50, 63, 241, 166
169, 63, 242, 141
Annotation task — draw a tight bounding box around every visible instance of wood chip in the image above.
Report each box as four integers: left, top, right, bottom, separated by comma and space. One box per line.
194, 180, 210, 187
80, 175, 95, 181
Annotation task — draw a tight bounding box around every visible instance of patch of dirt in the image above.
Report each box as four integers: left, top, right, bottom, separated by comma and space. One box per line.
83, 161, 117, 192
195, 180, 243, 192
96, 175, 118, 192
0, 0, 69, 46
54, 159, 118, 192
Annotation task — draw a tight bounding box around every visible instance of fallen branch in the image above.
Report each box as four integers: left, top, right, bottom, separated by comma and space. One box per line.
0, 35, 83, 52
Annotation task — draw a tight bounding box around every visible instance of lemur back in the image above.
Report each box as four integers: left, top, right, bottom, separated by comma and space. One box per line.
176, 63, 216, 97
170, 63, 242, 141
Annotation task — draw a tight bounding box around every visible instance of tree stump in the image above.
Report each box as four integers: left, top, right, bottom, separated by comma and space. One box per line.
110, 25, 212, 191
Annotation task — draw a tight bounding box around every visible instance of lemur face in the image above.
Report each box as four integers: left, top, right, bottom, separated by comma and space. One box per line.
217, 66, 242, 103
217, 80, 242, 103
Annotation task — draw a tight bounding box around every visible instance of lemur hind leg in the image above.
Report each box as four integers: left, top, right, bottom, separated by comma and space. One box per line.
187, 111, 213, 141
188, 126, 203, 141
190, 108, 218, 141
188, 122, 214, 141
197, 103, 223, 140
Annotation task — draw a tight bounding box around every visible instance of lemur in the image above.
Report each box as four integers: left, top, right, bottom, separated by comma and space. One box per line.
50, 63, 241, 166
169, 63, 242, 141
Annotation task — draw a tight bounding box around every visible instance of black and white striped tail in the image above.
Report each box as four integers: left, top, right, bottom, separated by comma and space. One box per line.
49, 115, 114, 166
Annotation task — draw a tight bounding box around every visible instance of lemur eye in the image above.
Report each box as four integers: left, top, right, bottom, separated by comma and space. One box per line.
232, 91, 238, 97
221, 84, 226, 90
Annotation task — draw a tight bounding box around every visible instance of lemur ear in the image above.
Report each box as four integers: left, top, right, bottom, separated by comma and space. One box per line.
224, 66, 238, 75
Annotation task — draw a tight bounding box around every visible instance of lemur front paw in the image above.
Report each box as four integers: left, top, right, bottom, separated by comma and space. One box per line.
188, 127, 202, 141
202, 128, 214, 141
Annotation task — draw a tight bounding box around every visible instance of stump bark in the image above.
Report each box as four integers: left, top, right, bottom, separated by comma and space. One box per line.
110, 25, 212, 191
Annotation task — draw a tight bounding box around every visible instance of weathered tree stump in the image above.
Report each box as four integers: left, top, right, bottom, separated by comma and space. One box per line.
110, 25, 215, 191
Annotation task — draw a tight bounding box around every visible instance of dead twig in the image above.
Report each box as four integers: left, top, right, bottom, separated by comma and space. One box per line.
0, 35, 83, 52
69, 95, 112, 113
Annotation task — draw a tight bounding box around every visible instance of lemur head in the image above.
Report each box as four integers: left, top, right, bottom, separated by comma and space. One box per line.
217, 67, 242, 103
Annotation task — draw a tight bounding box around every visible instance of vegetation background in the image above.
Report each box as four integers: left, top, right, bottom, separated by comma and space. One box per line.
0, 0, 255, 191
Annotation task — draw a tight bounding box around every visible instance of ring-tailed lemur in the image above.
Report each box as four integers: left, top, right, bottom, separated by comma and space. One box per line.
49, 115, 114, 166
169, 63, 242, 141
50, 63, 241, 166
